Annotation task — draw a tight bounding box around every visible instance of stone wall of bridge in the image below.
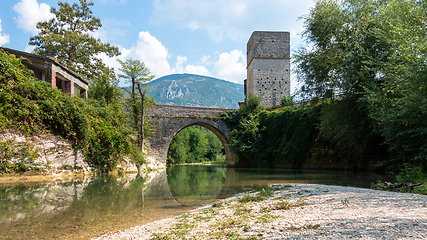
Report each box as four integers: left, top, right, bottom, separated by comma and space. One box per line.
144, 105, 236, 167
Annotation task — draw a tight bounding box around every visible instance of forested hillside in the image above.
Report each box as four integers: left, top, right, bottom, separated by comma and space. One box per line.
144, 74, 244, 109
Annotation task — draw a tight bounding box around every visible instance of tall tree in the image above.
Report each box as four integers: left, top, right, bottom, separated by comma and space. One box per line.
363, 0, 427, 164
295, 0, 427, 167
294, 0, 389, 99
118, 59, 154, 146
29, 0, 120, 82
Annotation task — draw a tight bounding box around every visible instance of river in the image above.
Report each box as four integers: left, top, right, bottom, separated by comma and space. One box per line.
0, 165, 393, 240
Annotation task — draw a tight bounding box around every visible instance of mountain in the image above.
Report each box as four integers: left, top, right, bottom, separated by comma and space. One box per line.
145, 74, 244, 109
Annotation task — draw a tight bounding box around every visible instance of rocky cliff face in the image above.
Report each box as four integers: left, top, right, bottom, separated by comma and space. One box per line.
162, 80, 190, 99
146, 73, 244, 109
0, 131, 165, 175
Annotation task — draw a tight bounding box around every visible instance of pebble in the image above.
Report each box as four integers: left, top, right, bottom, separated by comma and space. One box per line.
92, 184, 427, 240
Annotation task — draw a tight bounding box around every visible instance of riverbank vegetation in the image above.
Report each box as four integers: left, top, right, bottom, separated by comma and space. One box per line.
167, 126, 226, 164
0, 0, 156, 173
0, 50, 144, 172
223, 0, 426, 188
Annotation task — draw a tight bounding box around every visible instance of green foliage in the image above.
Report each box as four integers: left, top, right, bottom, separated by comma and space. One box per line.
29, 0, 120, 82
118, 59, 154, 87
257, 105, 321, 168
223, 96, 389, 169
238, 185, 273, 203
118, 59, 154, 146
167, 126, 225, 164
280, 95, 294, 107
295, 0, 426, 173
0, 140, 38, 173
166, 165, 227, 206
395, 164, 426, 185
223, 94, 320, 168
0, 50, 141, 172
362, 0, 427, 166
318, 96, 386, 163
294, 0, 389, 99
221, 94, 264, 166
89, 67, 122, 104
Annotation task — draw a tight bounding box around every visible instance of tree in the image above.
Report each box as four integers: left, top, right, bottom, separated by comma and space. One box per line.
118, 59, 154, 146
295, 0, 427, 168
294, 0, 389, 99
89, 67, 122, 104
362, 0, 427, 165
29, 0, 120, 82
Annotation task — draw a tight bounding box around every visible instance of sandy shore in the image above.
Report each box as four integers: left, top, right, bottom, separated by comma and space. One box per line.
93, 184, 427, 239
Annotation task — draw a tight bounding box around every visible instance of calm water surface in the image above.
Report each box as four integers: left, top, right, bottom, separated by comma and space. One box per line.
0, 166, 393, 240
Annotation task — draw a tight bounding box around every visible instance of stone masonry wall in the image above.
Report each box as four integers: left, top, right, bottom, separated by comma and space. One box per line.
144, 105, 236, 166
146, 105, 234, 118
247, 31, 291, 108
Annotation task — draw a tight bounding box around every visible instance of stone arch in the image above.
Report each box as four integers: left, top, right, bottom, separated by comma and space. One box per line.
144, 105, 236, 167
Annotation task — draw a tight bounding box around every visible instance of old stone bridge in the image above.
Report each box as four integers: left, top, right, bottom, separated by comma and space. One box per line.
144, 105, 236, 166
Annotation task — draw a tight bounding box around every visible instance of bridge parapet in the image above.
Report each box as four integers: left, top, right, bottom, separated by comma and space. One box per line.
146, 105, 235, 118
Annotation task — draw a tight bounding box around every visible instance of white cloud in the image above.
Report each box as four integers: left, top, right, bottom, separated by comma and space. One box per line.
183, 64, 210, 76
150, 0, 315, 45
0, 20, 10, 46
13, 0, 54, 35
99, 31, 172, 82
150, 0, 248, 42
173, 56, 210, 76
132, 31, 173, 76
214, 50, 246, 84
101, 31, 210, 84
174, 56, 188, 73
25, 45, 36, 53
201, 55, 211, 65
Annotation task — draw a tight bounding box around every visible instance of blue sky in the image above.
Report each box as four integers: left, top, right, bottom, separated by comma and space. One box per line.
0, 0, 316, 90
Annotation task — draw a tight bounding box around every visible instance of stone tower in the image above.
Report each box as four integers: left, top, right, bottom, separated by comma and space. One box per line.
246, 31, 290, 108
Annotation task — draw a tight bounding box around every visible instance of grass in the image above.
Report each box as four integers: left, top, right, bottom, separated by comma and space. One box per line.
290, 224, 321, 231
149, 184, 315, 239
341, 198, 350, 207
238, 184, 276, 203
267, 197, 308, 211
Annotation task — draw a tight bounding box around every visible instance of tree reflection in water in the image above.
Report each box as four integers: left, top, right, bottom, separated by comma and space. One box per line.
167, 165, 227, 207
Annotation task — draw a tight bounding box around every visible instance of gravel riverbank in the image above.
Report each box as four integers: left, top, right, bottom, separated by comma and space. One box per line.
93, 184, 427, 239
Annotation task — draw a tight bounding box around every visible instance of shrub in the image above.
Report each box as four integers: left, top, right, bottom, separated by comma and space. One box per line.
0, 50, 142, 172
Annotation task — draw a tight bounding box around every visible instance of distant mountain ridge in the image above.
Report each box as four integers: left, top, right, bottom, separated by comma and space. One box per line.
145, 74, 244, 109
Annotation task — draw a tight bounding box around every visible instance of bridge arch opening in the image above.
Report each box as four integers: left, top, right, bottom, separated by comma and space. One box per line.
166, 123, 231, 165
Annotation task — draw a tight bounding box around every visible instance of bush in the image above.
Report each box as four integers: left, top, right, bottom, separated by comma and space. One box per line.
280, 96, 294, 106
0, 50, 142, 172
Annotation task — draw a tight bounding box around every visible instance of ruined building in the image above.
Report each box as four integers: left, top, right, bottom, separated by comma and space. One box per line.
1, 47, 88, 98
245, 31, 291, 108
